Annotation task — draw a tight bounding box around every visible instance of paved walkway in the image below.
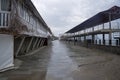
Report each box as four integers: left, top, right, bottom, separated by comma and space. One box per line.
0, 40, 120, 80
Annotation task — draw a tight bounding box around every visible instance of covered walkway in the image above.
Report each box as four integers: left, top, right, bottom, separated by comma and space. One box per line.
0, 40, 120, 80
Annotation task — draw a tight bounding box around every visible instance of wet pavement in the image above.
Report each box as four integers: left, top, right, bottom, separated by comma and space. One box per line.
0, 40, 120, 80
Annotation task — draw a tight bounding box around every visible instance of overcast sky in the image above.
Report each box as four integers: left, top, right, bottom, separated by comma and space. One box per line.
32, 0, 120, 36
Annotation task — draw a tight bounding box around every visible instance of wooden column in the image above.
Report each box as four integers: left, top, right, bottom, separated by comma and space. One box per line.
84, 29, 86, 45
103, 34, 105, 45
36, 38, 42, 48
74, 33, 75, 45
26, 37, 34, 52
109, 13, 112, 46
39, 39, 44, 47
92, 27, 95, 44
84, 35, 86, 46
15, 37, 25, 57
40, 39, 45, 47
109, 33, 112, 46
118, 33, 120, 46
92, 34, 95, 45
32, 37, 39, 50
103, 23, 104, 30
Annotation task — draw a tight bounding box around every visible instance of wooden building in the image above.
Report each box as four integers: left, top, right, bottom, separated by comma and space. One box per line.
0, 0, 53, 71
61, 6, 120, 54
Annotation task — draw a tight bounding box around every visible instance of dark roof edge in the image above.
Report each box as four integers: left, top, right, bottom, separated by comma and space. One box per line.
65, 6, 120, 33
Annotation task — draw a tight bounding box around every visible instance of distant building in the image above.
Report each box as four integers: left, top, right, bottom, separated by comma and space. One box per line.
0, 0, 53, 71
61, 6, 120, 54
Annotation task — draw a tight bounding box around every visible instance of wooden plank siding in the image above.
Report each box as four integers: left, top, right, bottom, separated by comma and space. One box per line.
0, 0, 53, 38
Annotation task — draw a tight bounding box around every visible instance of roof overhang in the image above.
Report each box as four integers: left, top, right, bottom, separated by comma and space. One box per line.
66, 6, 120, 33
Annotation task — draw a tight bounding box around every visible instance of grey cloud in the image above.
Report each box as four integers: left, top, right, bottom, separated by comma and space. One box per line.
32, 0, 120, 36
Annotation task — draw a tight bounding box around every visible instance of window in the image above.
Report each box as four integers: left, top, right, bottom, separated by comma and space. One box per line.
1, 0, 11, 11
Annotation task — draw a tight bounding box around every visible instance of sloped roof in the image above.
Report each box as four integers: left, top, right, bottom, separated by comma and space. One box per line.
66, 6, 120, 33
24, 0, 53, 34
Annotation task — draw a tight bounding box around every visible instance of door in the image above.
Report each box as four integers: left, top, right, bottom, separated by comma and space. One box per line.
0, 34, 14, 71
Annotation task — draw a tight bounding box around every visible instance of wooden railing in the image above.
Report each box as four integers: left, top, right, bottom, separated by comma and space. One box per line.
18, 15, 47, 37
0, 11, 10, 28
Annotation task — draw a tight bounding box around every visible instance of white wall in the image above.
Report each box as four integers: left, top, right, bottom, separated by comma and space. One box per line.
0, 34, 14, 70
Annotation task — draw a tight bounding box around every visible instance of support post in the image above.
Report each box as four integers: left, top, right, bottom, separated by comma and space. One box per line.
109, 13, 112, 46
42, 39, 46, 46
15, 37, 25, 57
73, 37, 75, 45
40, 39, 45, 47
26, 37, 34, 52
103, 23, 104, 30
109, 33, 112, 46
118, 39, 120, 46
39, 39, 44, 47
103, 34, 105, 45
84, 35, 87, 47
36, 38, 42, 48
32, 38, 39, 50
84, 29, 87, 46
92, 34, 95, 45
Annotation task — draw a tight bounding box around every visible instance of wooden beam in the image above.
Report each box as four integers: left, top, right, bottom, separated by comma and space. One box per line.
36, 38, 42, 48
15, 37, 25, 57
32, 38, 39, 50
26, 37, 34, 52
103, 34, 105, 45
41, 39, 45, 47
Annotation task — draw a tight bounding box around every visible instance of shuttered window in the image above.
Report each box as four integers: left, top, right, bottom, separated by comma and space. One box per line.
1, 0, 10, 11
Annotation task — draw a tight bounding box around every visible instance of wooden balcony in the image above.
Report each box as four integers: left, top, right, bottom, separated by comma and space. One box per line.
0, 11, 10, 28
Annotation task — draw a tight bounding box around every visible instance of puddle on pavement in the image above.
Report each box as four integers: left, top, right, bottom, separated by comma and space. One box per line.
0, 40, 120, 80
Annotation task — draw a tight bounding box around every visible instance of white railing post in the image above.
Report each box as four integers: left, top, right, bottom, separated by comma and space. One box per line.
0, 11, 10, 28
